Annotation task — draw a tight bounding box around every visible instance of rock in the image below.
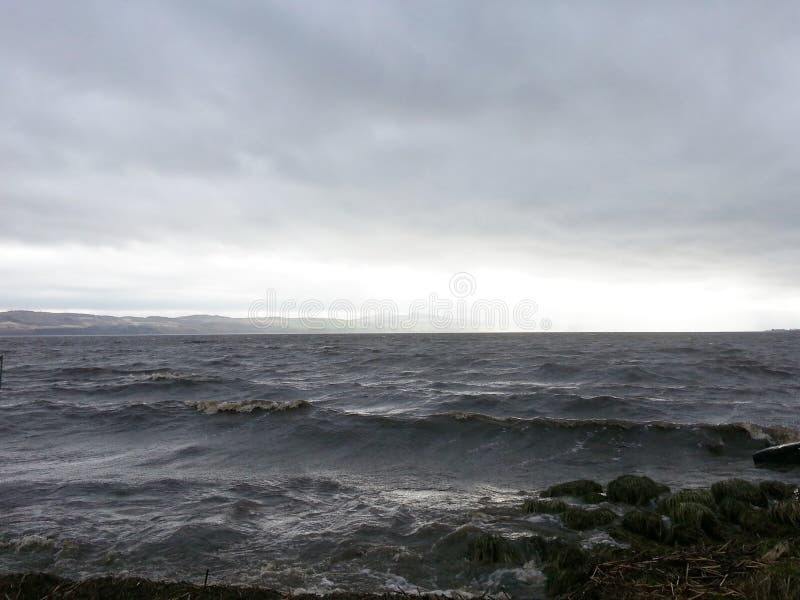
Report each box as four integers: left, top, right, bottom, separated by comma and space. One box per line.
711, 479, 767, 507
665, 502, 720, 540
560, 507, 616, 530
658, 488, 717, 513
467, 533, 522, 564
607, 475, 669, 506
522, 498, 568, 514
752, 441, 800, 466
759, 480, 798, 501
768, 500, 800, 527
622, 510, 669, 542
541, 480, 605, 503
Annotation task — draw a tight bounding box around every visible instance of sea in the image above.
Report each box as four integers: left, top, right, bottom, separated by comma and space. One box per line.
0, 332, 798, 597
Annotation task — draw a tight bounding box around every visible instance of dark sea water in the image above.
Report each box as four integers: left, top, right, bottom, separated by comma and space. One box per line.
1, 332, 799, 596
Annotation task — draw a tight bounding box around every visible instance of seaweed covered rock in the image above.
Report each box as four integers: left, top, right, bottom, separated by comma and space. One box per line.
535, 476, 800, 599
621, 510, 669, 542
522, 498, 568, 514
716, 497, 780, 535
738, 507, 781, 536
523, 498, 617, 530
560, 507, 617, 530
607, 475, 669, 506
658, 488, 717, 513
662, 501, 720, 541
769, 500, 800, 527
435, 527, 548, 567
543, 544, 592, 598
760, 480, 798, 501
541, 480, 604, 503
711, 478, 767, 507
466, 533, 522, 564
717, 496, 751, 524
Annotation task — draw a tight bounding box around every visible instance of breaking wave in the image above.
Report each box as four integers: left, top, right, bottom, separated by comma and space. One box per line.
190, 399, 311, 414
436, 412, 800, 445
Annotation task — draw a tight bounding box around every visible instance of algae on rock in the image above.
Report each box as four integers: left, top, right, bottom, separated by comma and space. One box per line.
541, 480, 605, 503
606, 475, 669, 506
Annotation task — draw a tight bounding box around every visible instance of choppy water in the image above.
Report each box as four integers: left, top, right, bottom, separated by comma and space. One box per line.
1, 332, 799, 596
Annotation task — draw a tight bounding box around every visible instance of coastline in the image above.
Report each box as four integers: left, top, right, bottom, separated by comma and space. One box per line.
3, 476, 798, 600
0, 573, 408, 599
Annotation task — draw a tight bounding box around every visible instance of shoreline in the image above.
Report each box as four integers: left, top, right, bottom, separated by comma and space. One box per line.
3, 476, 798, 599
0, 573, 414, 599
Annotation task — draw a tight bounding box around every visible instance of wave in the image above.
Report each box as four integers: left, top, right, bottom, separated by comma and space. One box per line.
4, 394, 795, 447
534, 362, 583, 378
731, 364, 795, 378
435, 412, 799, 445
47, 369, 228, 395
190, 399, 311, 414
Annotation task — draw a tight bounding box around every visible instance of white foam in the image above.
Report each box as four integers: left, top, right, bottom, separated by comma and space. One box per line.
15, 534, 54, 552
190, 399, 310, 414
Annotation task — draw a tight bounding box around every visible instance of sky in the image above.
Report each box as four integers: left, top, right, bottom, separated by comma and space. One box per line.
2, 1, 800, 331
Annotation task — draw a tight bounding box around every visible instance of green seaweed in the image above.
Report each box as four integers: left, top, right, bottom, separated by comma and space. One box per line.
560, 507, 617, 530
543, 544, 592, 597
711, 478, 768, 507
662, 501, 719, 540
542, 479, 605, 503
760, 481, 798, 501
466, 533, 521, 564
658, 488, 716, 513
538, 476, 800, 599
717, 496, 751, 524
621, 510, 669, 542
607, 475, 669, 506
769, 500, 800, 528
522, 498, 568, 514
738, 508, 780, 536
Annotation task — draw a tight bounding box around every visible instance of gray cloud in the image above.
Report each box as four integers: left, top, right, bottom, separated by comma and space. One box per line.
2, 1, 800, 322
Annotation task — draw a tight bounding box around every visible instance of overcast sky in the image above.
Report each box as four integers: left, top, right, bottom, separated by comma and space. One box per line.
2, 1, 800, 330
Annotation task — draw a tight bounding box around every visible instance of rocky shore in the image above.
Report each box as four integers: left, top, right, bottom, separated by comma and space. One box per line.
526, 475, 800, 598
2, 476, 798, 599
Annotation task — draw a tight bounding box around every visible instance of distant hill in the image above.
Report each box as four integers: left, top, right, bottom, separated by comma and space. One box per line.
0, 309, 528, 336
0, 310, 352, 336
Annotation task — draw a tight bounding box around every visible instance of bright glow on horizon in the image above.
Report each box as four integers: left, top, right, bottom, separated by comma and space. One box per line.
2, 241, 797, 331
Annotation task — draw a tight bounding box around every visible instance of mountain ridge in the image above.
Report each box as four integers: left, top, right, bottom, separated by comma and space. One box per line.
0, 310, 347, 335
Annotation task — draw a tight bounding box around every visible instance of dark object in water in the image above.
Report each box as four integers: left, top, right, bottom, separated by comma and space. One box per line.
753, 442, 800, 466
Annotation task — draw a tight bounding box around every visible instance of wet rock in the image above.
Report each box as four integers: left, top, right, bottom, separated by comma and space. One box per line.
541, 480, 604, 503
768, 499, 800, 527
711, 479, 768, 507
759, 480, 798, 501
560, 507, 616, 530
752, 441, 800, 466
522, 498, 568, 514
466, 533, 522, 564
658, 488, 717, 513
607, 475, 669, 506
543, 544, 592, 598
662, 501, 719, 539
621, 510, 669, 542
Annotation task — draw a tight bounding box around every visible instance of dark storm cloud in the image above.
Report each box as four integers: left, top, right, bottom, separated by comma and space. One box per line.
2, 0, 800, 283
